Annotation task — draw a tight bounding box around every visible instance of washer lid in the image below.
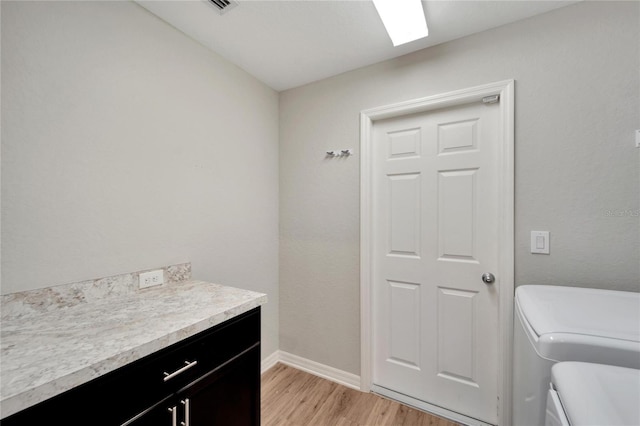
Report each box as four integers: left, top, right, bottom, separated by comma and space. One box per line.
552, 362, 640, 426
516, 285, 640, 342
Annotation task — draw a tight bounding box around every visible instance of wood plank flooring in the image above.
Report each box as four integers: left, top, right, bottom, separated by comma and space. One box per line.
261, 363, 459, 426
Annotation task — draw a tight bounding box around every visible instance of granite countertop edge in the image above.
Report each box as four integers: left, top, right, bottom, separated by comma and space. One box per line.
0, 280, 267, 419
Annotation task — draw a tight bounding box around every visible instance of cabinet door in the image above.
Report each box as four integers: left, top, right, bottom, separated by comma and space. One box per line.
185, 345, 260, 426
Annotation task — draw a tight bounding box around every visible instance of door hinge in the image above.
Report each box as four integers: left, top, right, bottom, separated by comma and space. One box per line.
482, 94, 500, 104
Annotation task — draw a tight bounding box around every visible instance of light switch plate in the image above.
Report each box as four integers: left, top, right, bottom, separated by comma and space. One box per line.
531, 231, 550, 254
636, 129, 640, 148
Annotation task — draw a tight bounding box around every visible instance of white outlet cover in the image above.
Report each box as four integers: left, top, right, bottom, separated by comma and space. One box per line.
139, 270, 164, 289
635, 129, 640, 148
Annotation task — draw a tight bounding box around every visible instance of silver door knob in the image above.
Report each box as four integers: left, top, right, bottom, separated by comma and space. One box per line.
482, 273, 495, 284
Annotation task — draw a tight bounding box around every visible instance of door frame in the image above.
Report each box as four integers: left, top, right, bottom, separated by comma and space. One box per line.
359, 80, 515, 425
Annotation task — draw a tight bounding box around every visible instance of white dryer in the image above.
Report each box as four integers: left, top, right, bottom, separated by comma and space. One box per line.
546, 362, 640, 426
512, 285, 640, 426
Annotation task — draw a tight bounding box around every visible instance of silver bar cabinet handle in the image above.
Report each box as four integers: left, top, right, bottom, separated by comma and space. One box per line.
163, 360, 198, 382
180, 399, 190, 426
168, 406, 177, 426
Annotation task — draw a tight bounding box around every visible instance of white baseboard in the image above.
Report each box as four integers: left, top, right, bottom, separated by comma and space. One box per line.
261, 350, 361, 391
277, 351, 361, 390
261, 350, 280, 374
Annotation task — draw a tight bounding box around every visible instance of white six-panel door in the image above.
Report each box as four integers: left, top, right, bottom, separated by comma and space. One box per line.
371, 99, 501, 424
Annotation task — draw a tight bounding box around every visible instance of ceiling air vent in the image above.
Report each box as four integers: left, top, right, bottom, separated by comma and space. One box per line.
207, 0, 238, 15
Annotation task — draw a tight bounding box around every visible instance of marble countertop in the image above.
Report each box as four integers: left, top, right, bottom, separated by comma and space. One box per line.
0, 278, 266, 419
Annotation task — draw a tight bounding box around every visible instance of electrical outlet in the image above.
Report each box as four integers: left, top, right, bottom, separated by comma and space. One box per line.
636, 129, 640, 148
139, 270, 164, 289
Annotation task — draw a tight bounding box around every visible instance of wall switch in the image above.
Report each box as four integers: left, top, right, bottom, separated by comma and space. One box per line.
636, 129, 640, 148
139, 269, 164, 289
530, 231, 550, 254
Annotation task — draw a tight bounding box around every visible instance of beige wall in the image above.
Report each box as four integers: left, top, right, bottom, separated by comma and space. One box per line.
279, 1, 640, 374
1, 1, 280, 357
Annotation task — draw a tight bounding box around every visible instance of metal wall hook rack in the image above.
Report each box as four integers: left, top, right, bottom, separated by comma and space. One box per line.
326, 149, 353, 157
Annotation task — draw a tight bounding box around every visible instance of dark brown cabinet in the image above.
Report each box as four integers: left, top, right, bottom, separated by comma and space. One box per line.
3, 307, 261, 426
126, 344, 259, 426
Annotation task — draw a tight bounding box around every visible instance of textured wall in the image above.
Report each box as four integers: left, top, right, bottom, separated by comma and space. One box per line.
279, 1, 640, 375
1, 1, 279, 358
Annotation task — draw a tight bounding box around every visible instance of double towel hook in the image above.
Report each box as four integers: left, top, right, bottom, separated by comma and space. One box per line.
326, 149, 353, 158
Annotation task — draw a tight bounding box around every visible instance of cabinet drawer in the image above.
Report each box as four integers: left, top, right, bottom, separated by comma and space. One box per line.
3, 307, 261, 426
102, 308, 261, 424
124, 345, 261, 426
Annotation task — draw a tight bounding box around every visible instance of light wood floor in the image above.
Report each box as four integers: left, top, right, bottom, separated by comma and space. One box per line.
261, 363, 459, 426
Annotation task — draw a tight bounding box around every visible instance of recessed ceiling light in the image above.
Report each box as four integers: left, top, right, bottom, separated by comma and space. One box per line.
372, 0, 429, 47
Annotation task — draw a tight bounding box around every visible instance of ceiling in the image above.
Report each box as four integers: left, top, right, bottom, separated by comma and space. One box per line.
136, 0, 577, 91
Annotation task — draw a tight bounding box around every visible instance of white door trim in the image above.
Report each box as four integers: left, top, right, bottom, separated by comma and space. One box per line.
360, 80, 515, 425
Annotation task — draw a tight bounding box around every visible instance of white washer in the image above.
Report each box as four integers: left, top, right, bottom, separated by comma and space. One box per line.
545, 362, 640, 426
512, 285, 640, 426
